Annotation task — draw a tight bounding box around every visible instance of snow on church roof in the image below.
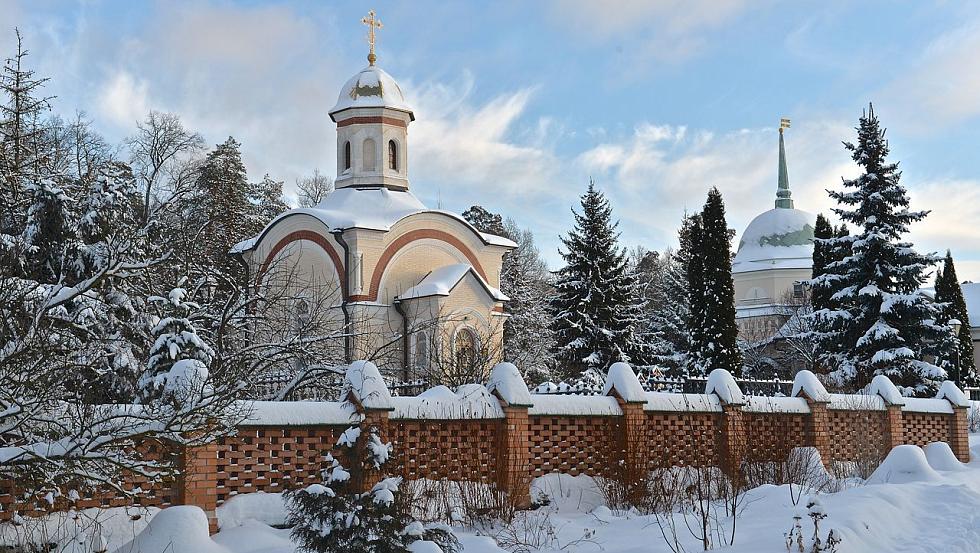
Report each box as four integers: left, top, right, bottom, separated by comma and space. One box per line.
732, 207, 815, 274
329, 65, 414, 120
231, 187, 516, 253
396, 263, 508, 302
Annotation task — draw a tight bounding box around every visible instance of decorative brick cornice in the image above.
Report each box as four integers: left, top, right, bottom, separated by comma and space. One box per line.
337, 116, 408, 128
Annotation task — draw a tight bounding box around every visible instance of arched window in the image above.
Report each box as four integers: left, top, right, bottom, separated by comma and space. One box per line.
343, 141, 351, 170
454, 328, 477, 369
388, 140, 398, 171
413, 331, 429, 372
362, 138, 376, 171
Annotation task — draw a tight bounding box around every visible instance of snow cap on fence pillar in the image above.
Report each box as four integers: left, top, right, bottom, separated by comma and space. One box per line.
705, 369, 745, 406
602, 362, 647, 403
868, 374, 905, 406
936, 380, 971, 408
487, 362, 533, 407
343, 360, 393, 410
791, 370, 830, 403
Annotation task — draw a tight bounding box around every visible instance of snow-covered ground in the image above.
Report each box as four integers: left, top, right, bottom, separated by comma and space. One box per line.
7, 437, 980, 553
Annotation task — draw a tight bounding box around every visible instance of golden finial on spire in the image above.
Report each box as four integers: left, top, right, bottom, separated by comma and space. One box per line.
779, 117, 791, 134
361, 10, 383, 66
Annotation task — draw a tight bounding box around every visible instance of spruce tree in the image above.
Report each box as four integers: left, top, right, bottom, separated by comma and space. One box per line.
551, 181, 648, 384
812, 105, 943, 395
695, 187, 742, 376
934, 251, 977, 386
139, 285, 214, 403
193, 137, 252, 274
683, 213, 706, 376
639, 242, 690, 378
248, 173, 288, 232
286, 423, 458, 553
811, 213, 835, 313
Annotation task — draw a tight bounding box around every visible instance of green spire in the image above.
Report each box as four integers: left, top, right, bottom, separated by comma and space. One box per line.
775, 122, 793, 209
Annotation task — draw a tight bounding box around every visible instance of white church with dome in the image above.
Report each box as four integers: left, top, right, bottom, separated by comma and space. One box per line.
733, 124, 816, 342
232, 18, 515, 384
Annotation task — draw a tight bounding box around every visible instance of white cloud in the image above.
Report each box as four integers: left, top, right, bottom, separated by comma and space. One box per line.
96, 71, 150, 129
883, 19, 980, 131
549, 0, 755, 61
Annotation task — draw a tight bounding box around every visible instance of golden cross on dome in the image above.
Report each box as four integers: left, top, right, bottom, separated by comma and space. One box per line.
362, 10, 383, 65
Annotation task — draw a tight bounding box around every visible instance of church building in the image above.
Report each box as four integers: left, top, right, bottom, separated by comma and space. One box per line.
732, 121, 816, 349
232, 16, 515, 384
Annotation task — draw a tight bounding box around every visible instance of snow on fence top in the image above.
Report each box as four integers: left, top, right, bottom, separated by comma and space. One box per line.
390, 384, 504, 420
527, 394, 623, 416
601, 362, 647, 403
705, 369, 745, 406
936, 380, 971, 408
242, 401, 357, 426
868, 374, 905, 406
643, 392, 722, 413
791, 370, 831, 403
344, 360, 393, 410
237, 362, 971, 425
486, 362, 533, 407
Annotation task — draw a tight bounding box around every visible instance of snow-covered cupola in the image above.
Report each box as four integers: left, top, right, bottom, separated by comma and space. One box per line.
330, 11, 413, 192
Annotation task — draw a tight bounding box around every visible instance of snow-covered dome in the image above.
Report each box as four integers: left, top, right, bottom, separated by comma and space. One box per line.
329, 65, 414, 120
732, 207, 815, 274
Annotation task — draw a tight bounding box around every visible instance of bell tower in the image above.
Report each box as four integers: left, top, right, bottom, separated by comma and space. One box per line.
329, 10, 414, 191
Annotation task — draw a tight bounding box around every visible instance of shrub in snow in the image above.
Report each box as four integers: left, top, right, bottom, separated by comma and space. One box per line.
785, 497, 841, 553
286, 420, 458, 553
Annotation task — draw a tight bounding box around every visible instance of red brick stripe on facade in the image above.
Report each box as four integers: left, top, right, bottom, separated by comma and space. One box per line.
257, 230, 347, 296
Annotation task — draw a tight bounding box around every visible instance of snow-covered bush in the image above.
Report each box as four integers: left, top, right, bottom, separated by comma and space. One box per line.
785, 496, 841, 552
286, 422, 458, 553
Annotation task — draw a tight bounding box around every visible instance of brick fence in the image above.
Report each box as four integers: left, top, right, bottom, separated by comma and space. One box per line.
1, 362, 972, 533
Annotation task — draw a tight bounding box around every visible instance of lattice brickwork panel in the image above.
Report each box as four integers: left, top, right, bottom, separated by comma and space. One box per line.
904, 412, 952, 447
742, 413, 809, 463
215, 426, 345, 505
0, 441, 179, 521
826, 409, 888, 462
528, 415, 620, 478
390, 420, 501, 483
645, 412, 720, 467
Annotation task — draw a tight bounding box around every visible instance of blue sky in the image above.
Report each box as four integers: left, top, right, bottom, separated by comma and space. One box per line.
4, 1, 980, 278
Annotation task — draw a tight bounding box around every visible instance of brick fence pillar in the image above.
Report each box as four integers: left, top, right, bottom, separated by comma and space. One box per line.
719, 404, 745, 477
950, 406, 970, 463
618, 400, 649, 504
498, 405, 531, 507
884, 404, 905, 451
359, 407, 392, 494
180, 443, 220, 534
805, 400, 832, 467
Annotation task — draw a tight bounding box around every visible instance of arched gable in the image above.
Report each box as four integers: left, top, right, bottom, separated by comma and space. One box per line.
354, 228, 489, 303
256, 225, 347, 296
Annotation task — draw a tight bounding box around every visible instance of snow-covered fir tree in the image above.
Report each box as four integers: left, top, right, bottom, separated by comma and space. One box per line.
286, 423, 458, 553
812, 105, 944, 395
248, 173, 289, 231
192, 136, 254, 273
692, 187, 742, 376
464, 205, 556, 384
933, 251, 977, 386
139, 285, 215, 403
550, 182, 648, 384
634, 244, 689, 378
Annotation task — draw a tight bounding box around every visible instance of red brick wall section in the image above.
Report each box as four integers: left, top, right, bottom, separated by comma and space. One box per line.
389, 419, 502, 483
826, 409, 889, 462
645, 412, 721, 468
903, 412, 954, 447
527, 415, 621, 478
742, 413, 810, 463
